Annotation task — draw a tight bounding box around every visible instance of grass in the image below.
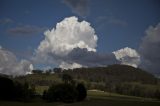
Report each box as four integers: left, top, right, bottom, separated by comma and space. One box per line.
35, 86, 49, 95
0, 90, 160, 106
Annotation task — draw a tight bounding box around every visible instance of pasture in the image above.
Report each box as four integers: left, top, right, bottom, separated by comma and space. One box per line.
0, 90, 160, 106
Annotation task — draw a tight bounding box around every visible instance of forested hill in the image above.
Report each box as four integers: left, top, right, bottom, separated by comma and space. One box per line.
12, 64, 158, 86
1, 64, 160, 99
62, 64, 157, 84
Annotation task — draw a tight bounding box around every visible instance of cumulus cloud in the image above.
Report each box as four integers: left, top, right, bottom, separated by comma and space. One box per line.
36, 16, 97, 56
63, 0, 90, 17
34, 16, 118, 69
0, 47, 33, 76
113, 47, 140, 68
7, 25, 46, 36
139, 23, 160, 74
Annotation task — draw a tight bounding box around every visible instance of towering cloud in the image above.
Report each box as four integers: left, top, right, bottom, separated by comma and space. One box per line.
139, 23, 160, 74
0, 47, 33, 76
37, 16, 97, 56
113, 47, 140, 68
34, 16, 118, 69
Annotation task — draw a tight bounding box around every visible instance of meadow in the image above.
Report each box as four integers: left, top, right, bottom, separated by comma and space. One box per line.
0, 90, 160, 106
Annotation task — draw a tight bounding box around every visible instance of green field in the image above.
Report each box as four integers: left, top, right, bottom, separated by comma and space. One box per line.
0, 90, 160, 106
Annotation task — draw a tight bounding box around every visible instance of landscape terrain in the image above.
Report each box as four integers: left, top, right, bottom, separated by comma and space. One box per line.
1, 64, 160, 106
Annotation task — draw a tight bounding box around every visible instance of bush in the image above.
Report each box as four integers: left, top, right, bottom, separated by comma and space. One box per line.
0, 76, 35, 101
44, 83, 78, 103
0, 76, 15, 100
43, 82, 87, 103
76, 83, 87, 101
43, 74, 87, 103
13, 81, 36, 101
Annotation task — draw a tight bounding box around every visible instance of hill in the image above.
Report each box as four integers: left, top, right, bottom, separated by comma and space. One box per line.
14, 64, 157, 86
62, 64, 157, 84
12, 64, 160, 99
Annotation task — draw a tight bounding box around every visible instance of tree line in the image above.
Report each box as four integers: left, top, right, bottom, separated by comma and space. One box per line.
0, 74, 87, 103
13, 64, 160, 100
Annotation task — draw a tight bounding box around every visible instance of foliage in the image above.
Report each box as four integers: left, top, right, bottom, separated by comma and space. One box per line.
0, 76, 36, 101
12, 64, 160, 100
1, 91, 160, 106
62, 74, 74, 84
0, 76, 15, 100
44, 83, 78, 103
43, 74, 87, 103
76, 83, 87, 101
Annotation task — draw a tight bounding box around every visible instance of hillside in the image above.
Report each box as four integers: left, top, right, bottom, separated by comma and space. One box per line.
14, 64, 158, 87
1, 64, 160, 99
62, 64, 157, 85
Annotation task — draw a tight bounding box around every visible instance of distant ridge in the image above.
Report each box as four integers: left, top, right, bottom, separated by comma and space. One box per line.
62, 64, 157, 84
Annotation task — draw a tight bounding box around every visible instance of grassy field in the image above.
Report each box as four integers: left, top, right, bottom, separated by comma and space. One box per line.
0, 90, 160, 106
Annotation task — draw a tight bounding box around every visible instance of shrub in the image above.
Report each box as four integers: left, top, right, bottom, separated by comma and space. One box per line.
0, 76, 15, 100
0, 76, 35, 101
45, 83, 78, 103
76, 83, 87, 101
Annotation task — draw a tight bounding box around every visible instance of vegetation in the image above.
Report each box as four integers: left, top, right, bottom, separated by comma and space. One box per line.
1, 90, 160, 106
43, 74, 87, 103
0, 76, 35, 101
13, 64, 160, 99
76, 83, 87, 101
0, 64, 160, 105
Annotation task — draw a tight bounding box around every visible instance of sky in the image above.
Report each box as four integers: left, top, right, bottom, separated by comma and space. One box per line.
0, 0, 160, 76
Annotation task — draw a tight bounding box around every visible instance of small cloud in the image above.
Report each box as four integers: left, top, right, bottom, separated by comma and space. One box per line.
59, 61, 82, 69
63, 0, 90, 17
113, 47, 140, 68
7, 25, 47, 36
0, 18, 14, 25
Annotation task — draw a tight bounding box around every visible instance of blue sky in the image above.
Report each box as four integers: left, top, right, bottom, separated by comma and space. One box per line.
0, 0, 160, 53
0, 0, 160, 72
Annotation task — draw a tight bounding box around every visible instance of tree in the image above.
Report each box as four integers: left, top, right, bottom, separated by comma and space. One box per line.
62, 74, 74, 84
0, 76, 15, 100
76, 83, 87, 101
0, 76, 35, 101
13, 81, 36, 101
44, 83, 78, 103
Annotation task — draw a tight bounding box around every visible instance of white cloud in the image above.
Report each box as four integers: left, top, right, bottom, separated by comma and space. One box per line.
34, 16, 99, 69
37, 16, 97, 56
139, 23, 160, 75
59, 61, 82, 69
113, 47, 140, 68
0, 47, 33, 76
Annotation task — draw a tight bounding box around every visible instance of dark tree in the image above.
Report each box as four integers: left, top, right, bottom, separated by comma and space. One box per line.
42, 90, 47, 100
0, 76, 14, 100
76, 83, 87, 101
32, 70, 43, 74
62, 74, 73, 84
45, 83, 78, 103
